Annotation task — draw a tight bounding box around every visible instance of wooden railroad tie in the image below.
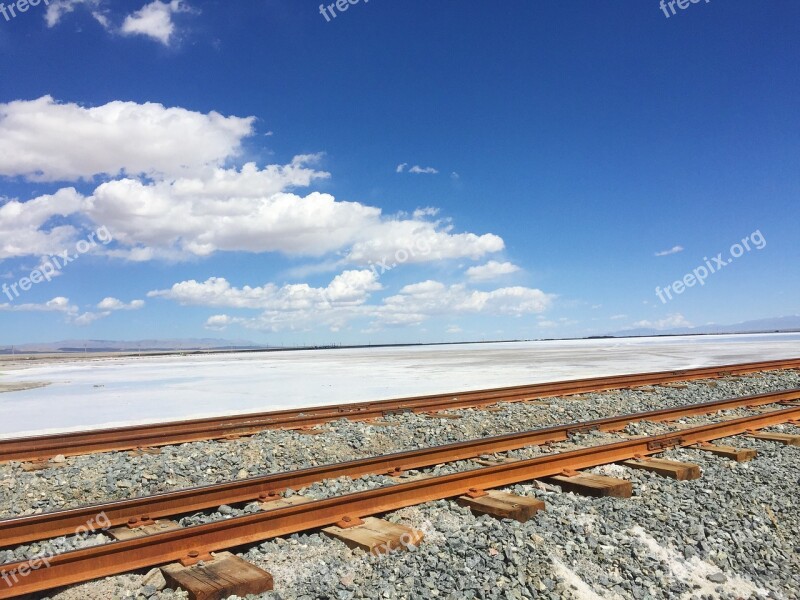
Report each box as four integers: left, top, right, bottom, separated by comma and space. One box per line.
546, 470, 633, 498
322, 516, 424, 556
161, 551, 274, 600
694, 443, 757, 462
621, 457, 701, 481
108, 519, 182, 541
473, 457, 520, 467
746, 431, 800, 446
257, 494, 313, 511
456, 489, 545, 522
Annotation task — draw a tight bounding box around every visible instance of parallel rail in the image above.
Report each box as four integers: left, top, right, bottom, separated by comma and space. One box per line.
1, 406, 798, 598
1, 387, 798, 548
2, 357, 799, 463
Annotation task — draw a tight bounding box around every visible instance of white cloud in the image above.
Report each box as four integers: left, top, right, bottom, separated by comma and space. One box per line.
0, 96, 254, 181
450, 172, 460, 180
466, 260, 520, 282
408, 165, 438, 175
149, 270, 383, 310
5, 166, 503, 266
0, 297, 76, 314
655, 245, 684, 257
446, 325, 463, 334
344, 220, 504, 265
412, 207, 439, 219
79, 155, 500, 263
0, 188, 85, 259
0, 295, 143, 325
120, 0, 190, 45
0, 296, 105, 326
205, 314, 234, 331
44, 0, 103, 27
72, 311, 111, 325
377, 281, 553, 326
151, 273, 554, 333
90, 9, 111, 29
97, 297, 145, 311
1, 99, 505, 267
396, 163, 438, 174
155, 270, 383, 333
632, 313, 692, 330
610, 314, 627, 320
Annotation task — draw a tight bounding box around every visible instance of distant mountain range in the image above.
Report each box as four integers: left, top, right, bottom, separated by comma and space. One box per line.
2, 316, 799, 354
0, 338, 264, 354
611, 315, 800, 338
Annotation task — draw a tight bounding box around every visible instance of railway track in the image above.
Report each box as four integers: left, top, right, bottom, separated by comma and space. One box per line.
1, 386, 798, 548
2, 357, 799, 464
0, 397, 798, 597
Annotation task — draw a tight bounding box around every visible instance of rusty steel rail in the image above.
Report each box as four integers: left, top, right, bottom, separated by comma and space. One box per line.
1, 358, 799, 464
0, 406, 797, 599
1, 386, 798, 548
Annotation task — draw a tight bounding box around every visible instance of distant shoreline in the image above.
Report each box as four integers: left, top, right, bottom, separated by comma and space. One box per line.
1, 329, 798, 366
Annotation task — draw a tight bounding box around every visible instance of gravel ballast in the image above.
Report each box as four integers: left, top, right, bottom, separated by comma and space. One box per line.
0, 370, 797, 599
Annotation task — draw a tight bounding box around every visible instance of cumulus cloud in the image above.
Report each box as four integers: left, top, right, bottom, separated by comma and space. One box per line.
344, 221, 504, 265
153, 270, 383, 333
97, 297, 145, 310
465, 260, 521, 282
151, 272, 553, 333
121, 0, 190, 45
79, 154, 498, 263
6, 166, 502, 265
396, 163, 408, 173
0, 188, 85, 259
1, 98, 506, 269
0, 96, 254, 181
205, 314, 234, 331
0, 297, 76, 313
149, 270, 383, 310
45, 0, 193, 44
655, 245, 684, 257
0, 295, 145, 326
378, 281, 553, 325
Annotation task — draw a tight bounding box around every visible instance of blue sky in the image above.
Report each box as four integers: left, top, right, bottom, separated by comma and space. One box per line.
0, 0, 798, 346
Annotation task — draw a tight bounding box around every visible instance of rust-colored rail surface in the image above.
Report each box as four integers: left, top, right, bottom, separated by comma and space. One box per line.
1, 387, 798, 548
1, 406, 797, 598
1, 358, 799, 464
